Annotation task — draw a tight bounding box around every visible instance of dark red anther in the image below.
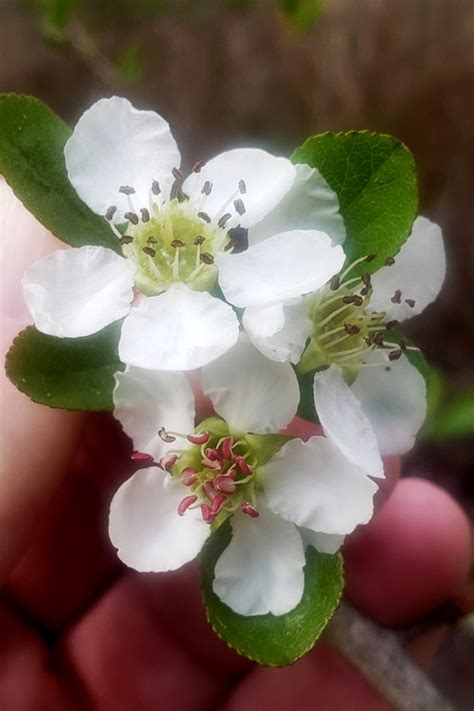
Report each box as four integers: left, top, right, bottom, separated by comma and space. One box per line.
388, 349, 402, 361
159, 453, 178, 471
194, 235, 205, 245
225, 466, 238, 480
143, 246, 156, 257
205, 448, 222, 461
197, 212, 211, 223
221, 437, 234, 460
201, 504, 213, 523
172, 167, 184, 182
365, 253, 377, 262
187, 431, 210, 445
203, 481, 219, 501
182, 467, 197, 486
240, 502, 259, 518
192, 160, 206, 173
344, 323, 360, 336
330, 274, 340, 291
119, 235, 133, 246
119, 185, 136, 195
211, 495, 226, 515
218, 213, 232, 229
105, 205, 117, 221
200, 252, 215, 265
238, 179, 247, 194
171, 239, 185, 248
342, 295, 364, 306
385, 319, 400, 330
233, 198, 246, 216
201, 181, 213, 196
124, 211, 139, 225
214, 476, 237, 494
235, 456, 253, 476
405, 298, 416, 308
140, 207, 150, 222
131, 451, 154, 464
385, 256, 395, 267
178, 495, 198, 516
391, 289, 402, 304
158, 427, 176, 443
151, 180, 161, 195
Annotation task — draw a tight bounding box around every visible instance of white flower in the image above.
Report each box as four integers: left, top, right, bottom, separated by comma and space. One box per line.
21, 96, 345, 372
109, 336, 379, 617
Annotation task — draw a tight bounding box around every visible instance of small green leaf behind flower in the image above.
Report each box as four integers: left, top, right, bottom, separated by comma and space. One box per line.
292, 131, 418, 275
0, 94, 119, 253
5, 322, 123, 411
201, 520, 343, 666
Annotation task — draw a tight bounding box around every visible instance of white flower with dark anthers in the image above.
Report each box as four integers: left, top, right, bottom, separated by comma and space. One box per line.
21, 96, 346, 372
109, 337, 379, 617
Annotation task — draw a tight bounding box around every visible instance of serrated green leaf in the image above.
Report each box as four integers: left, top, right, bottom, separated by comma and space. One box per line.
5, 323, 123, 411
292, 131, 418, 274
201, 521, 343, 666
0, 94, 119, 253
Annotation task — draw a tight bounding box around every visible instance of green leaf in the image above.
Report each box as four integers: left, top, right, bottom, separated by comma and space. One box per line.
5, 323, 123, 411
423, 392, 474, 441
292, 131, 418, 274
296, 368, 318, 422
0, 94, 119, 253
201, 521, 343, 666
280, 0, 323, 30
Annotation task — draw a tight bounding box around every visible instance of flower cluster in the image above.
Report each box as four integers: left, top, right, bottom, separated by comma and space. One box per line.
20, 97, 445, 618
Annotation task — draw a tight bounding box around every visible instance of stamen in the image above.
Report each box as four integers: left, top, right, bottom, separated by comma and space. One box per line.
178, 495, 198, 516
234, 199, 246, 216
405, 298, 416, 308
201, 181, 213, 196
176, 188, 189, 203
187, 432, 210, 445
215, 476, 237, 494
210, 495, 226, 514
221, 437, 234, 460
200, 252, 215, 265
203, 481, 219, 501
119, 185, 136, 195
391, 290, 402, 304
182, 468, 198, 485
365, 253, 377, 262
194, 235, 205, 245
340, 254, 376, 281
171, 239, 185, 248
159, 453, 178, 471
238, 179, 247, 194
147, 236, 157, 244
385, 256, 395, 267
140, 207, 150, 223
240, 502, 259, 518
143, 246, 156, 257
342, 295, 364, 306
224, 240, 236, 252
172, 167, 184, 182
330, 275, 340, 291
158, 427, 176, 443
344, 323, 360, 336
198, 211, 211, 223
151, 180, 161, 195
201, 504, 213, 523
218, 213, 232, 229
205, 448, 222, 462
388, 349, 402, 361
105, 205, 117, 221
119, 235, 133, 246
124, 211, 139, 225
235, 456, 252, 476
131, 451, 154, 464
385, 319, 400, 329
192, 160, 206, 173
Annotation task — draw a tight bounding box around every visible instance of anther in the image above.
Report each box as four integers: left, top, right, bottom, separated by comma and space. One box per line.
178, 495, 198, 516
203, 481, 219, 501
151, 180, 161, 195
205, 448, 222, 462
201, 504, 213, 523
182, 468, 198, 486
385, 319, 400, 330
234, 198, 246, 216
172, 167, 184, 182
119, 235, 133, 245
143, 246, 156, 257
158, 427, 176, 443
124, 211, 139, 225
131, 451, 154, 463
405, 298, 416, 308
194, 235, 205, 245
391, 289, 402, 304
140, 207, 150, 222
365, 253, 377, 262
171, 239, 185, 248
159, 453, 178, 471
187, 431, 210, 445
330, 275, 340, 291
385, 256, 395, 267
235, 456, 253, 476
371, 331, 385, 346
388, 349, 402, 361
238, 179, 247, 194
215, 476, 237, 494
192, 160, 206, 173
119, 185, 136, 195
147, 236, 157, 244
200, 252, 215, 265
224, 240, 235, 252
344, 323, 360, 336
342, 295, 363, 306
221, 437, 234, 460
105, 205, 117, 221
240, 502, 259, 518
201, 180, 213, 196
198, 212, 211, 223
218, 213, 232, 229
210, 495, 226, 515
362, 272, 371, 287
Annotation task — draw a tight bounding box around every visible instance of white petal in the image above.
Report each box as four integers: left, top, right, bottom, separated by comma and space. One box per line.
201, 334, 299, 434
213, 508, 305, 616
299, 528, 345, 554
113, 366, 195, 459
351, 351, 427, 455
243, 302, 314, 363
119, 283, 239, 371
370, 217, 446, 321
248, 163, 346, 247
261, 436, 378, 535
109, 467, 209, 572
218, 229, 345, 308
183, 148, 296, 229
21, 245, 135, 337
313, 366, 384, 479
64, 96, 180, 221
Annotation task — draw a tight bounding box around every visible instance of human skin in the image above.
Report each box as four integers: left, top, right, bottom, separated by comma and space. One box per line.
0, 178, 471, 710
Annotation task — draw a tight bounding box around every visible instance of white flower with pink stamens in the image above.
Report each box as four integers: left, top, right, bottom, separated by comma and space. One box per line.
108, 336, 380, 617
21, 96, 346, 372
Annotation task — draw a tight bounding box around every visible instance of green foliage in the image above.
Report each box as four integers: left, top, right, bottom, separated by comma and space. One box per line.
296, 368, 318, 422
5, 323, 123, 411
424, 392, 474, 440
201, 521, 343, 665
0, 94, 119, 253
280, 0, 323, 30
115, 42, 143, 84
292, 131, 418, 274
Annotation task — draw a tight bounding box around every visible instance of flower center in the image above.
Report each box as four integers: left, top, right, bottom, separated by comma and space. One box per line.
106, 171, 247, 296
